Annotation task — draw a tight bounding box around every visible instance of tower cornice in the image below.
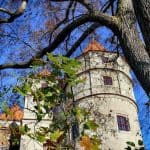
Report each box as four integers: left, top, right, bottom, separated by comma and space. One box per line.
74, 93, 138, 112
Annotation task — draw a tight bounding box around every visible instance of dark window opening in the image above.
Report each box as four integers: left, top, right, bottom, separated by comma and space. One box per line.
102, 57, 109, 63
117, 115, 130, 131
41, 82, 48, 88
71, 122, 79, 140
103, 76, 113, 85
9, 121, 21, 150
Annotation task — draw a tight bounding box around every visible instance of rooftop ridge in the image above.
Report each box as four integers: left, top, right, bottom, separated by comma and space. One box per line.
84, 40, 106, 53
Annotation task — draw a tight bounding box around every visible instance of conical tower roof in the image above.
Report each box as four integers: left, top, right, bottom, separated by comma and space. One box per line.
84, 40, 106, 53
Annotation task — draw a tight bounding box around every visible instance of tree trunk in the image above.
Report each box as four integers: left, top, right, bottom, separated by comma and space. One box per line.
132, 0, 150, 54
116, 0, 150, 95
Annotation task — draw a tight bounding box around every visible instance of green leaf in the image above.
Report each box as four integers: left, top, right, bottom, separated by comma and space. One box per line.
75, 107, 84, 122
31, 58, 46, 66
50, 130, 64, 142
23, 82, 31, 94
91, 144, 100, 150
36, 113, 44, 122
91, 135, 101, 150
36, 134, 46, 143
84, 120, 99, 131
1, 101, 10, 115
19, 124, 30, 134
47, 53, 61, 67
45, 92, 53, 97
14, 86, 26, 96
138, 140, 143, 146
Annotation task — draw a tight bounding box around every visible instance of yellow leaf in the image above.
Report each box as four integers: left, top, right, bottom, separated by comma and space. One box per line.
80, 135, 92, 150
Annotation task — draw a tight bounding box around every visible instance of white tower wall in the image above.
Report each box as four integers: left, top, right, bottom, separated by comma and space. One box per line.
20, 82, 51, 150
20, 41, 142, 150
73, 50, 142, 150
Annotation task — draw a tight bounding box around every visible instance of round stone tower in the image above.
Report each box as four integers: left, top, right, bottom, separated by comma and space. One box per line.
73, 40, 142, 149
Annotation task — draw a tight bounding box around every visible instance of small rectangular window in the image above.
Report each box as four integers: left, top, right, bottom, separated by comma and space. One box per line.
103, 76, 113, 85
71, 122, 79, 140
102, 56, 109, 63
41, 82, 48, 88
117, 115, 130, 131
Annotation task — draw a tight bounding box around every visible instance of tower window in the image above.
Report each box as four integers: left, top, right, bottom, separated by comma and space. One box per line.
117, 115, 130, 131
9, 121, 21, 150
102, 56, 109, 63
103, 76, 113, 85
71, 122, 79, 140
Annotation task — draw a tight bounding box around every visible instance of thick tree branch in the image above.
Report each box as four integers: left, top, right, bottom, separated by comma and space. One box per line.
48, 1, 74, 44
36, 12, 116, 57
66, 23, 100, 57
132, 0, 150, 55
0, 12, 116, 70
115, 0, 150, 95
0, 0, 28, 23
66, 0, 117, 57
0, 61, 32, 70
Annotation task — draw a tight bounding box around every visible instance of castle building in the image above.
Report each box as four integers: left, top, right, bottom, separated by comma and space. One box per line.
73, 40, 142, 149
0, 105, 23, 150
19, 40, 142, 150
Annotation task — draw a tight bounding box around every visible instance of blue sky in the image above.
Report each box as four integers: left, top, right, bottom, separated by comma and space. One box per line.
0, 0, 150, 149
133, 76, 150, 149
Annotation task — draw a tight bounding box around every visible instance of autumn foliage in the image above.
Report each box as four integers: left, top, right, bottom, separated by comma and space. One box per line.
0, 105, 23, 121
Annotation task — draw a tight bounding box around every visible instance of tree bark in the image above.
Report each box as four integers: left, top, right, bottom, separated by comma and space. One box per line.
116, 0, 150, 95
132, 0, 150, 55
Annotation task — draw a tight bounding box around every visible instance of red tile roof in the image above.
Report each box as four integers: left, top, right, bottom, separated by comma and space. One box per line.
0, 105, 23, 121
37, 69, 51, 77
84, 40, 106, 53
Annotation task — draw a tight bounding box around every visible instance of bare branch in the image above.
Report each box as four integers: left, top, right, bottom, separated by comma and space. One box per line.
0, 61, 32, 70
48, 1, 74, 44
0, 33, 37, 51
50, 0, 94, 12
0, 8, 13, 15
101, 0, 115, 13
0, 0, 28, 23
66, 23, 100, 57
0, 12, 116, 70
66, 1, 117, 57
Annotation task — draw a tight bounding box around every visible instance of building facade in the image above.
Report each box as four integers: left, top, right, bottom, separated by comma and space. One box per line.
73, 40, 142, 149
20, 79, 51, 150
0, 105, 23, 150
19, 40, 142, 150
